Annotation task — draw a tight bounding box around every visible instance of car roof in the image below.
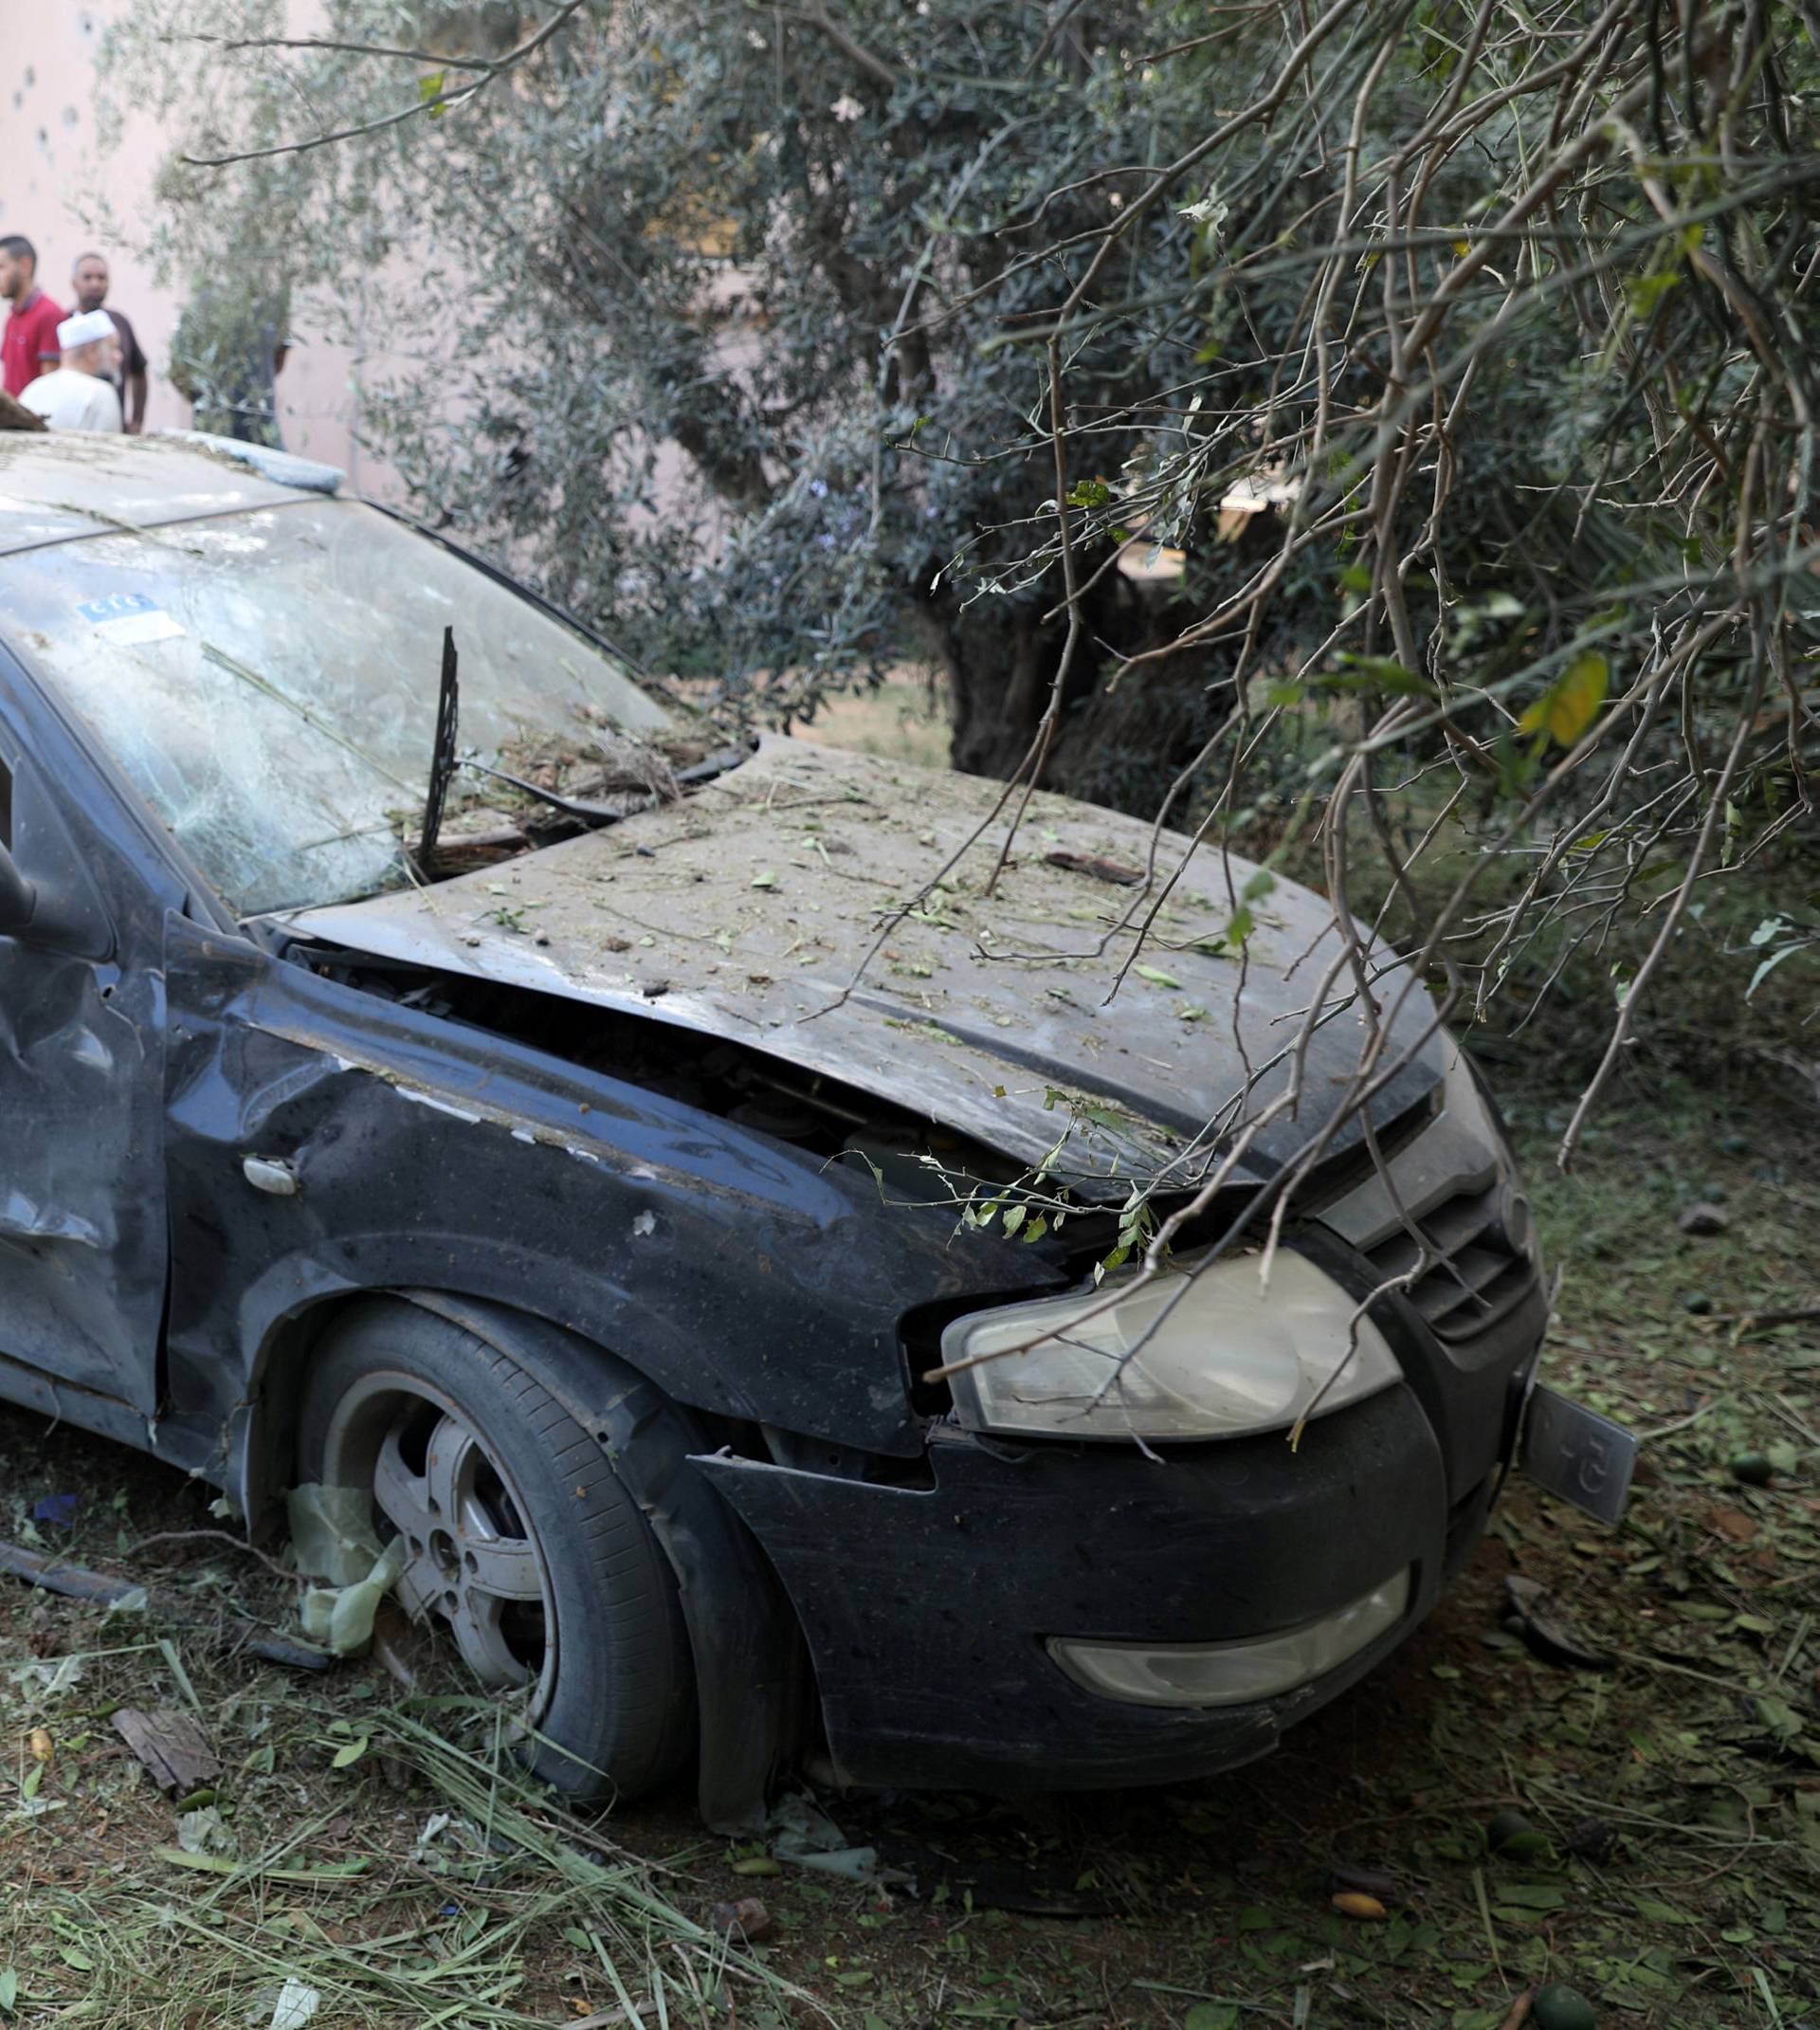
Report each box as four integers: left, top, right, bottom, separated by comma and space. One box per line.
0, 430, 340, 557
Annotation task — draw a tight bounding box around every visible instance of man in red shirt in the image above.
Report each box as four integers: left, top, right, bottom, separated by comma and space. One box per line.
1, 237, 66, 398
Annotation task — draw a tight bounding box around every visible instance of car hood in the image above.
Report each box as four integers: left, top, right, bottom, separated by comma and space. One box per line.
283, 737, 1446, 1198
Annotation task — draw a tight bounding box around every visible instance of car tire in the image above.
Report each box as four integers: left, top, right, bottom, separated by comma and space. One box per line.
296, 1296, 696, 1801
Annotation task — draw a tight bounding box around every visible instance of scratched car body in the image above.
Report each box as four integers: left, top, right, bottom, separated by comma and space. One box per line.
0, 432, 1565, 1822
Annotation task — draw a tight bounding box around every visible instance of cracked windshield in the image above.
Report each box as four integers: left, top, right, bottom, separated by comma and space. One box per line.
5, 499, 677, 914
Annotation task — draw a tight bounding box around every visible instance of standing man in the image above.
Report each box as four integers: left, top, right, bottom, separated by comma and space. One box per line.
0, 237, 65, 398
70, 253, 148, 434
19, 312, 124, 432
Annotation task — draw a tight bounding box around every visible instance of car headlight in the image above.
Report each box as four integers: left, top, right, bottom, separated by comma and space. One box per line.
941, 1247, 1400, 1442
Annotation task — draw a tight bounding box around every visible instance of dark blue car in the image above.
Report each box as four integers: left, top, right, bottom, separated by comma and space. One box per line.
0, 431, 1625, 1824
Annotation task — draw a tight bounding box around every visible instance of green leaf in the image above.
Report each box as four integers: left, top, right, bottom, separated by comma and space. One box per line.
0, 1969, 16, 2014
1324, 654, 1437, 697
1001, 1204, 1026, 1236
750, 869, 776, 889
1135, 963, 1182, 989
20, 1764, 42, 1801
1754, 1694, 1804, 1740
1519, 649, 1609, 746
330, 1734, 370, 1768
419, 67, 448, 102
1338, 564, 1374, 594
155, 1848, 369, 1884
1625, 269, 1680, 318
1495, 1883, 1568, 1910
1495, 728, 1540, 796
1747, 941, 1803, 999
1241, 868, 1276, 902
1185, 2007, 1241, 2030
1631, 1897, 1696, 1926
1065, 478, 1112, 508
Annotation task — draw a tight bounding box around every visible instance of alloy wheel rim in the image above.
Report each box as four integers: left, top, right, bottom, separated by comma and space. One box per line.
318, 1372, 558, 1723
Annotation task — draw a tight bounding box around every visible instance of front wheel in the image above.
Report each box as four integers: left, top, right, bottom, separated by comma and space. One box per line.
296, 1298, 695, 1801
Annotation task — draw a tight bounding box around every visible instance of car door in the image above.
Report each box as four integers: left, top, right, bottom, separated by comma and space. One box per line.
0, 664, 173, 1417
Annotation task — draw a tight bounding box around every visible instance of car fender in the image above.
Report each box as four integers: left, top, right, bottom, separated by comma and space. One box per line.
398, 1289, 803, 1832
162, 918, 1063, 1472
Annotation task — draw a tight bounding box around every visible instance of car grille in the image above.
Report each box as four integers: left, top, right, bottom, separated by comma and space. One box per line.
1360, 1182, 1537, 1346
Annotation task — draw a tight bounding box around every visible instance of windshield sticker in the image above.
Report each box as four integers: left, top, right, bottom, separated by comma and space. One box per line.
79, 593, 187, 648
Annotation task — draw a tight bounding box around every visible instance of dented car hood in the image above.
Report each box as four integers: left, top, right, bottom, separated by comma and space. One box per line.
284, 738, 1445, 1195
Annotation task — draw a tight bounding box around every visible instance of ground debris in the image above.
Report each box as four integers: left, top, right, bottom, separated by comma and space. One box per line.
1503, 1573, 1612, 1670
0, 1536, 329, 1671
112, 1705, 220, 1794
708, 1894, 774, 1943
1677, 1201, 1731, 1235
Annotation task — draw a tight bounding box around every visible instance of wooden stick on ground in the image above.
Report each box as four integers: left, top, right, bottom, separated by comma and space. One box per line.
0, 1538, 331, 1672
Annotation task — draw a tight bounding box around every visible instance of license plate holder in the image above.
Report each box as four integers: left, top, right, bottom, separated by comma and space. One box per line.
1519, 1383, 1637, 1525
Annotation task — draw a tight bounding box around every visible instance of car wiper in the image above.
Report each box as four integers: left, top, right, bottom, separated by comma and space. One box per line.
460, 759, 635, 824
461, 740, 755, 828
419, 626, 462, 865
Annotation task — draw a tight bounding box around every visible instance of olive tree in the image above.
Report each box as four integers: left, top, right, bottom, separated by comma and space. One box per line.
107, 0, 1818, 1208
110, 0, 1263, 787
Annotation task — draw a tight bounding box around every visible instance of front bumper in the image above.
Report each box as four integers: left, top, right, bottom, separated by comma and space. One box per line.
697, 1073, 1549, 1793
696, 1365, 1512, 1791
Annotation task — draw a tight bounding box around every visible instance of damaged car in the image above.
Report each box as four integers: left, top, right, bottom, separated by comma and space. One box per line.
0, 432, 1632, 1824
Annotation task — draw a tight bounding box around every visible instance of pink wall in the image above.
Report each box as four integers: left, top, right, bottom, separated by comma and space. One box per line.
0, 5, 371, 479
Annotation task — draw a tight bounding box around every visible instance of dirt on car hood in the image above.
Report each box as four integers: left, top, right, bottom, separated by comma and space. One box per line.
284, 738, 1445, 1197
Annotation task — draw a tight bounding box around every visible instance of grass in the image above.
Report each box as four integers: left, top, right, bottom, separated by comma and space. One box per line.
0, 1608, 798, 2026
785, 668, 954, 772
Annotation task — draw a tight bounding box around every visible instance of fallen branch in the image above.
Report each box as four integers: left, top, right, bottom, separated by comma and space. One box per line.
0, 1539, 331, 1673
127, 1527, 300, 1584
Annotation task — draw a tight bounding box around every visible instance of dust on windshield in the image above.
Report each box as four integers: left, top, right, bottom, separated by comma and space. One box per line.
5, 499, 693, 915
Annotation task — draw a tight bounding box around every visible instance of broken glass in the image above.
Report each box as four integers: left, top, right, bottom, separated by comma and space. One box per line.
2, 500, 674, 915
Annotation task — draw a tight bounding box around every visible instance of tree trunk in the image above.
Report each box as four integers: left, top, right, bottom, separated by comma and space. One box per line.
922, 513, 1292, 819
923, 576, 1230, 818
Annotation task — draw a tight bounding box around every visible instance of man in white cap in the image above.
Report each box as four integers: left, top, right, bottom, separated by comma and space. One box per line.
18, 310, 124, 431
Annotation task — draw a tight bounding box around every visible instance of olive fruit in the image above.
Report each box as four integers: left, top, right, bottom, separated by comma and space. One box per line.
1533, 1983, 1597, 2030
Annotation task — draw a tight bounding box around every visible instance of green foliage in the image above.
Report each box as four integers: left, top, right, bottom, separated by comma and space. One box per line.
103, 0, 1248, 720
100, 0, 1820, 1139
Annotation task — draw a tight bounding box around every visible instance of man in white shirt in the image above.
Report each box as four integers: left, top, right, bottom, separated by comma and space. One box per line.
19, 310, 124, 431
